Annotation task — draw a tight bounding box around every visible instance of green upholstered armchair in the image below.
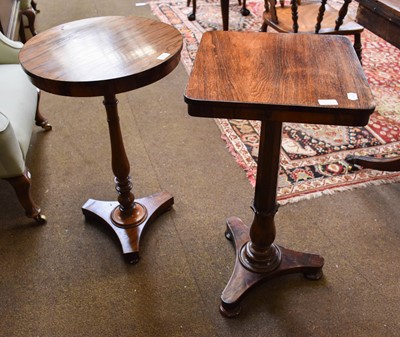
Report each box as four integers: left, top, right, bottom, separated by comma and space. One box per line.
0, 30, 51, 223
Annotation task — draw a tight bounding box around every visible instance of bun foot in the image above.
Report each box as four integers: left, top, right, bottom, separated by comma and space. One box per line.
240, 8, 250, 16
220, 302, 241, 318
224, 227, 233, 241
124, 251, 140, 264
188, 12, 196, 21
304, 268, 323, 280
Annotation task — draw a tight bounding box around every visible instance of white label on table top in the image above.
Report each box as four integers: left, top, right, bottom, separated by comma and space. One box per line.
318, 99, 338, 106
347, 92, 358, 100
135, 2, 147, 6
157, 53, 171, 60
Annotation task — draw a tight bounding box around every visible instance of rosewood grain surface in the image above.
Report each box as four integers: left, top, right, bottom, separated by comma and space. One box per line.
19, 16, 183, 97
185, 31, 375, 316
185, 32, 374, 126
19, 16, 182, 263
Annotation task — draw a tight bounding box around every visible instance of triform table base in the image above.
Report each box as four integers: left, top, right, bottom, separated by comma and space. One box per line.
82, 191, 174, 264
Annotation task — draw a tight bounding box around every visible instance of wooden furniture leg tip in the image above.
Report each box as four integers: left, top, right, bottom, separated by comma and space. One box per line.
240, 7, 250, 16
33, 213, 47, 224
304, 267, 324, 280
224, 227, 233, 241
37, 121, 52, 131
124, 251, 140, 264
220, 302, 241, 318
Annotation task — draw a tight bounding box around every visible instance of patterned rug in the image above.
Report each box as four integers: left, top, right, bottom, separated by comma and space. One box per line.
150, 0, 400, 204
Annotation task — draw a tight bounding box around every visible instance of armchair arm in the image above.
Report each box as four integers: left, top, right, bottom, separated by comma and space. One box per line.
0, 112, 25, 178
0, 31, 24, 64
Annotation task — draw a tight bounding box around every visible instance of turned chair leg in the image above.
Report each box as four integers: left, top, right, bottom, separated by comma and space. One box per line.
19, 19, 27, 43
188, 0, 249, 21
188, 0, 197, 21
240, 0, 250, 16
260, 22, 268, 32
5, 168, 46, 224
34, 89, 52, 131
19, 7, 37, 43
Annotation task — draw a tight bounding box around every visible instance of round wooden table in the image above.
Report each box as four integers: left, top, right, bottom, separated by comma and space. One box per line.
19, 16, 183, 263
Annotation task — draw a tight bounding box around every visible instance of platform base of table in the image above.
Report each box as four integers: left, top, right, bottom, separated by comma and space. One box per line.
82, 191, 174, 264
220, 216, 324, 317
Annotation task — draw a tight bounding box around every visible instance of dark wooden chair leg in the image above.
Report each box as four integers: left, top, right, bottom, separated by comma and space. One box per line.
5, 168, 46, 224
240, 0, 250, 16
188, 0, 197, 21
354, 33, 362, 63
19, 19, 27, 43
221, 0, 229, 31
21, 7, 38, 37
188, 0, 249, 24
260, 22, 268, 32
34, 90, 52, 131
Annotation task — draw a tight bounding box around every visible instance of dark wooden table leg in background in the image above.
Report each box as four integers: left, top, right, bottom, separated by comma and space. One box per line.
82, 94, 174, 264
221, 0, 229, 31
220, 121, 324, 317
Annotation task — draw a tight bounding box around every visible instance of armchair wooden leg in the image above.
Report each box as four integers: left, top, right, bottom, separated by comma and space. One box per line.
31, 0, 40, 13
5, 168, 46, 224
19, 19, 27, 43
21, 7, 38, 37
34, 90, 52, 131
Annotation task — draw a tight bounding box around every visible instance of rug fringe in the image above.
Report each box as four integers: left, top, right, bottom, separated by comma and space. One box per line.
279, 175, 400, 205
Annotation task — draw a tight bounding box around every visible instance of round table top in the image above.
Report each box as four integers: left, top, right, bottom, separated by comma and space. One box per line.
19, 16, 183, 97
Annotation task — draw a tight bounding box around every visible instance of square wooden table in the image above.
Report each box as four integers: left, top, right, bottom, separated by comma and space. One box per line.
185, 31, 375, 317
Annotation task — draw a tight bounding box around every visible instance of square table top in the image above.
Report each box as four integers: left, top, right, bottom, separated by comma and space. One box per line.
184, 31, 375, 126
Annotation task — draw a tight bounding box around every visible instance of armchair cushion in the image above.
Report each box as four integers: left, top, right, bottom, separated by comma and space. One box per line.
0, 65, 38, 177
0, 32, 23, 64
0, 112, 25, 177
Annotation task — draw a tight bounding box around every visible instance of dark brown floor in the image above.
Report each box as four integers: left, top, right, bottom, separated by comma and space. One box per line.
1, 1, 399, 336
